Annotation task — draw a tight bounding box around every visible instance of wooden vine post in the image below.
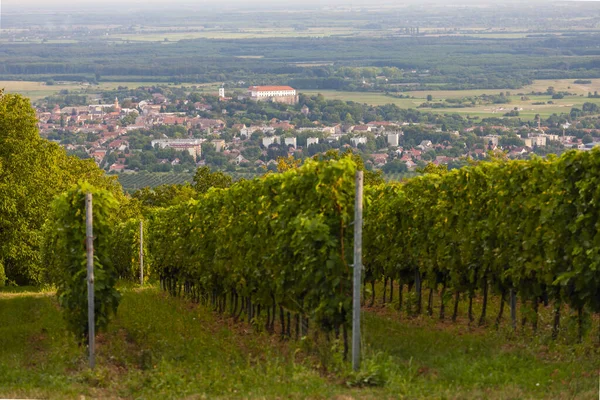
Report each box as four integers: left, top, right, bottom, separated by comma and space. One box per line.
85, 193, 96, 369
352, 170, 364, 372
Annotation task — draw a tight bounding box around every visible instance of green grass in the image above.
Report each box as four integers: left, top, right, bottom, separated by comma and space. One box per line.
0, 285, 598, 398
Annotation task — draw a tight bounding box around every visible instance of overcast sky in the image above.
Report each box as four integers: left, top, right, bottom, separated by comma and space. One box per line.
0, 0, 589, 14
1, 0, 542, 7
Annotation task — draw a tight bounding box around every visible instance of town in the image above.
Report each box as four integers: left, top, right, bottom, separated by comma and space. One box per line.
33, 83, 600, 187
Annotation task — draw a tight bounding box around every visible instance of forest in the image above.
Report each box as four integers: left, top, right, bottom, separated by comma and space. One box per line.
2, 33, 600, 91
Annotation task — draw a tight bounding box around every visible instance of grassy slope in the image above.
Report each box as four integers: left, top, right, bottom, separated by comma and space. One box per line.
0, 286, 597, 399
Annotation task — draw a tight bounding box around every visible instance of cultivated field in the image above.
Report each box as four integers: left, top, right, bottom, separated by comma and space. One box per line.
0, 81, 220, 101
3, 78, 600, 118
105, 27, 359, 42
303, 79, 600, 119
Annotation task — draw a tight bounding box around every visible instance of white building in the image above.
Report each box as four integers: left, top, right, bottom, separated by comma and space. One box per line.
219, 88, 225, 98
248, 86, 298, 104
248, 86, 296, 98
211, 139, 226, 152
326, 133, 344, 142
524, 136, 547, 147
482, 135, 499, 147
351, 137, 368, 147
417, 140, 433, 150
284, 137, 297, 148
541, 133, 560, 142
307, 137, 319, 147
262, 136, 279, 148
387, 133, 400, 147
150, 139, 204, 158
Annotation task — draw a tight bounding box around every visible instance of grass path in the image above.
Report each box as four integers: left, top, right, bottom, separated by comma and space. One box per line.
0, 286, 597, 399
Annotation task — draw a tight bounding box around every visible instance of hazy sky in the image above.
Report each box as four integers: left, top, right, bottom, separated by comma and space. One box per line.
0, 0, 589, 14
0, 0, 518, 7
0, 0, 438, 14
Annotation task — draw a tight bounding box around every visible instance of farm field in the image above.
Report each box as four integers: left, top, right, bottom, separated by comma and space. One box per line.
117, 171, 260, 191
0, 285, 597, 399
5, 29, 587, 45
303, 79, 600, 119
105, 27, 359, 42
3, 78, 599, 117
0, 81, 220, 101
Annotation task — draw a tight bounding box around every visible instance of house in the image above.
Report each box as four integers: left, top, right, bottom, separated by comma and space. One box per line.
284, 137, 297, 148
141, 105, 162, 116
417, 140, 433, 150
326, 134, 344, 142
271, 121, 295, 131
509, 147, 529, 157
108, 139, 129, 152
352, 125, 371, 133
109, 163, 126, 172
307, 137, 319, 147
194, 102, 212, 111
482, 135, 500, 147
262, 136, 279, 148
321, 126, 337, 135
405, 160, 417, 170
211, 139, 226, 152
525, 136, 547, 147
240, 126, 259, 138
152, 93, 167, 104
371, 153, 389, 166
232, 154, 249, 165
351, 137, 368, 147
91, 149, 108, 164
387, 133, 400, 147
409, 149, 422, 159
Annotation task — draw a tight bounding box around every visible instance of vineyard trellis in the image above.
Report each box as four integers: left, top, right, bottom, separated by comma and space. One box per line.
43, 182, 121, 343
148, 158, 358, 354
143, 151, 600, 345
49, 151, 600, 352
364, 151, 600, 342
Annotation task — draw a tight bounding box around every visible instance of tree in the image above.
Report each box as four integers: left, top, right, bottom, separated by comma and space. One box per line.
193, 166, 233, 194
0, 91, 122, 285
133, 184, 197, 209
427, 94, 433, 102
582, 102, 599, 115
582, 134, 593, 144
382, 159, 408, 173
